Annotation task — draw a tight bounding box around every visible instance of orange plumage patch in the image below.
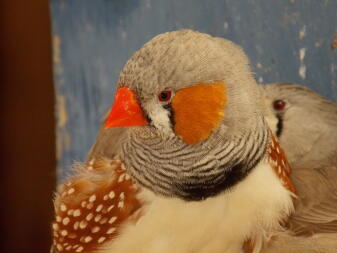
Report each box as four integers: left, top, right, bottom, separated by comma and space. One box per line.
172, 82, 227, 144
52, 158, 142, 253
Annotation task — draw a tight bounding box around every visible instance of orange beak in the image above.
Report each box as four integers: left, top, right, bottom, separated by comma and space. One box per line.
105, 87, 148, 128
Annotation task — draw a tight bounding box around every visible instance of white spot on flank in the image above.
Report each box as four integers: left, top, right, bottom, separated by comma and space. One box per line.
119, 192, 125, 200
86, 213, 94, 221
95, 215, 102, 222
67, 188, 75, 195
79, 220, 88, 229
99, 217, 108, 224
108, 191, 115, 199
96, 204, 103, 212
53, 223, 59, 231
91, 226, 100, 233
98, 237, 106, 243
56, 216, 62, 222
81, 201, 87, 208
67, 209, 74, 216
62, 217, 70, 225
299, 25, 306, 39
86, 203, 94, 209
61, 230, 68, 236
89, 194, 96, 202
66, 245, 72, 251
118, 201, 124, 209
107, 205, 114, 212
73, 209, 81, 217
84, 236, 93, 243
106, 227, 116, 234
56, 244, 63, 251
73, 221, 79, 230
75, 246, 84, 252
60, 204, 67, 212
103, 195, 109, 201
109, 216, 117, 224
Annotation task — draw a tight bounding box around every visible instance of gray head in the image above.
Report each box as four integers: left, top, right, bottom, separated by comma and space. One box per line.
103, 30, 269, 201
262, 83, 337, 169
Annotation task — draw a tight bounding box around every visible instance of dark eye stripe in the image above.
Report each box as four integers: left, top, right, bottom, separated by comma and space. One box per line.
163, 103, 175, 127
276, 114, 284, 137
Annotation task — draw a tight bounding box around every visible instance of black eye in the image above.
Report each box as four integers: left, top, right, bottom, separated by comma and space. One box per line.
158, 90, 172, 102
273, 99, 286, 111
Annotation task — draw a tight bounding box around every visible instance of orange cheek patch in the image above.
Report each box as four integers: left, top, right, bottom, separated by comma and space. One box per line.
172, 82, 227, 144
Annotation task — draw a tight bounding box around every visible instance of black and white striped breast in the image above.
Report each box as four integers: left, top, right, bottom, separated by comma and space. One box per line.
121, 118, 269, 201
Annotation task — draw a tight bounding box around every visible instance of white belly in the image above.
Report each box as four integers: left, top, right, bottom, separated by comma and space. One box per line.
102, 159, 293, 253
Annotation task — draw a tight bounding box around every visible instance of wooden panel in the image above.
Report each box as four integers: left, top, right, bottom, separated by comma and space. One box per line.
50, 0, 337, 178
0, 0, 56, 252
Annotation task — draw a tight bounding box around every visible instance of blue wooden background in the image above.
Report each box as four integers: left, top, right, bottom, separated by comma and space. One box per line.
50, 0, 337, 180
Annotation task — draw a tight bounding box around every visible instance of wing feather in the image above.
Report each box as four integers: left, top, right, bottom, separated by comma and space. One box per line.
288, 166, 337, 235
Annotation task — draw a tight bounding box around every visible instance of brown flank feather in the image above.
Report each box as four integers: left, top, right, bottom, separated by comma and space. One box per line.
52, 158, 142, 253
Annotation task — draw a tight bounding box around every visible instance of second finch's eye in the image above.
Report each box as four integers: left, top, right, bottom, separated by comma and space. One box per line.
158, 90, 172, 102
273, 99, 286, 111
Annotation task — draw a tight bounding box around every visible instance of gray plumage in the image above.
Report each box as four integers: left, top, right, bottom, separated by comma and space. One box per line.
262, 83, 337, 252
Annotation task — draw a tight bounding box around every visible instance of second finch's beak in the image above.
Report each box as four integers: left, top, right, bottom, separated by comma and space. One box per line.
105, 87, 148, 128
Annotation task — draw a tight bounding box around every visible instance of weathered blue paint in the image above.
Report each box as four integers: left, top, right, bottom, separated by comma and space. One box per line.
50, 0, 337, 179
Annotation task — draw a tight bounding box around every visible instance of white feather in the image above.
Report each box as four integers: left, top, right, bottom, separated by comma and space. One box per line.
101, 159, 294, 253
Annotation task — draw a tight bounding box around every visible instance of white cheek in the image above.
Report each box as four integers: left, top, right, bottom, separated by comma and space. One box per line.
146, 102, 174, 136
